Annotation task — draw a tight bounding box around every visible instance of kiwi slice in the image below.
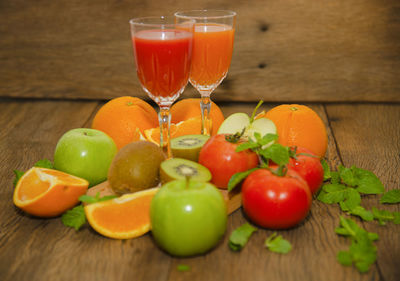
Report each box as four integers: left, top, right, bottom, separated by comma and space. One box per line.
171, 134, 210, 162
160, 158, 212, 183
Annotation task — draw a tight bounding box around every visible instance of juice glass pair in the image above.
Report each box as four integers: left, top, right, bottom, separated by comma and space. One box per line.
130, 10, 236, 158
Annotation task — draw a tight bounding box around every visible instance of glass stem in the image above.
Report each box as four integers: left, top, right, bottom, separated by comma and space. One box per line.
159, 107, 172, 158
200, 94, 212, 135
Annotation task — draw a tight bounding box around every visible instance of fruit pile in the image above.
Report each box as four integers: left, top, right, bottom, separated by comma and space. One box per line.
12, 97, 329, 257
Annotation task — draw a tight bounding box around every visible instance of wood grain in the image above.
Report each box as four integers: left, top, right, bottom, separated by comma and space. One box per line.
1, 0, 400, 102
0, 100, 399, 281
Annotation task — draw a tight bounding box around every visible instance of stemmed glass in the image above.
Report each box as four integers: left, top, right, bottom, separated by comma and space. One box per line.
130, 17, 194, 158
175, 10, 236, 135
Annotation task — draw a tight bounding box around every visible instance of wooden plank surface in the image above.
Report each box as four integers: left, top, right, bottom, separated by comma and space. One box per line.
1, 0, 400, 102
1, 99, 399, 281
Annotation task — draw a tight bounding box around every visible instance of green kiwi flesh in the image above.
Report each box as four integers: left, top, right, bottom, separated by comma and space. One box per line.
160, 158, 212, 183
171, 134, 210, 162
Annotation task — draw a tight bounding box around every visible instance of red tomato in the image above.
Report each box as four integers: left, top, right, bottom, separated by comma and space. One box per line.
198, 134, 259, 189
288, 147, 324, 195
242, 167, 312, 229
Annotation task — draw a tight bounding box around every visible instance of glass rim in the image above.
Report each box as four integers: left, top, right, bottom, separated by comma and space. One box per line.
129, 16, 194, 27
174, 10, 236, 20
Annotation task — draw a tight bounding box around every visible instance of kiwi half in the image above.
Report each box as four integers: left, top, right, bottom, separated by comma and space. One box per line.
171, 134, 210, 162
160, 158, 212, 183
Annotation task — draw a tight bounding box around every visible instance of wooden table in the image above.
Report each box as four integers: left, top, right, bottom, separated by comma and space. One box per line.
0, 1, 399, 281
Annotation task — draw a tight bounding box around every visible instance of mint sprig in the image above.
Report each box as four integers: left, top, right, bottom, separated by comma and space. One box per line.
264, 232, 292, 254
229, 223, 258, 251
61, 193, 117, 231
335, 216, 378, 273
380, 189, 400, 204
316, 162, 396, 223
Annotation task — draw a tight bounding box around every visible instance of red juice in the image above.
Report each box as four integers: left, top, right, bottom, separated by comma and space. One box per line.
132, 29, 192, 103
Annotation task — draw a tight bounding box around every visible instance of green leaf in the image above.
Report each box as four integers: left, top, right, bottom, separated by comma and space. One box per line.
61, 205, 86, 231
352, 166, 384, 195
337, 250, 353, 266
380, 189, 400, 204
13, 170, 25, 187
235, 139, 259, 152
265, 232, 292, 254
317, 184, 348, 204
321, 159, 331, 181
330, 171, 340, 184
393, 212, 400, 224
177, 264, 190, 272
229, 223, 258, 251
340, 188, 361, 212
335, 217, 378, 273
259, 133, 278, 146
349, 206, 374, 221
261, 143, 290, 166
339, 166, 356, 186
372, 207, 394, 225
227, 168, 260, 192
34, 159, 54, 169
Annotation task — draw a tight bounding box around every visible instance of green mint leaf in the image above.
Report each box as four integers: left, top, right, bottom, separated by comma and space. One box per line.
235, 140, 259, 152
367, 232, 379, 241
330, 171, 340, 184
13, 170, 25, 187
229, 223, 258, 251
321, 159, 331, 181
317, 184, 348, 204
339, 165, 356, 186
259, 133, 278, 146
393, 212, 400, 224
340, 188, 361, 212
79, 194, 117, 204
372, 207, 394, 225
335, 217, 378, 273
349, 206, 374, 221
261, 143, 290, 166
61, 205, 86, 231
177, 264, 190, 272
380, 189, 400, 204
34, 159, 54, 169
337, 251, 353, 266
228, 168, 260, 192
352, 166, 384, 195
350, 231, 377, 273
265, 232, 292, 254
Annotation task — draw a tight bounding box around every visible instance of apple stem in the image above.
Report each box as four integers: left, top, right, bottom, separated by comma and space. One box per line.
250, 100, 264, 124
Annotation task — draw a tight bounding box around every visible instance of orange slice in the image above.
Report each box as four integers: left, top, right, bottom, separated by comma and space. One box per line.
84, 187, 159, 239
144, 116, 203, 146
13, 167, 89, 217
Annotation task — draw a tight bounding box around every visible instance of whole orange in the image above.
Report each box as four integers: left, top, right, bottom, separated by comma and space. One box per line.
261, 104, 328, 158
170, 98, 224, 135
92, 96, 158, 149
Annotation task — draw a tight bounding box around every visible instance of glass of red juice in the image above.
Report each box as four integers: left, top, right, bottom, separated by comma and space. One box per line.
129, 17, 194, 158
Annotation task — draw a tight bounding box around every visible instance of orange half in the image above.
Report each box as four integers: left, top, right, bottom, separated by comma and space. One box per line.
13, 167, 89, 217
84, 187, 159, 239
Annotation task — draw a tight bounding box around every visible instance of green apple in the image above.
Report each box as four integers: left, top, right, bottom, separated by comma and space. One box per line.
54, 128, 117, 187
150, 179, 227, 257
217, 112, 276, 142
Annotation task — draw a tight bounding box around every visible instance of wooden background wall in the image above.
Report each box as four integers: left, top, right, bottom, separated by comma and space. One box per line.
1, 0, 399, 102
